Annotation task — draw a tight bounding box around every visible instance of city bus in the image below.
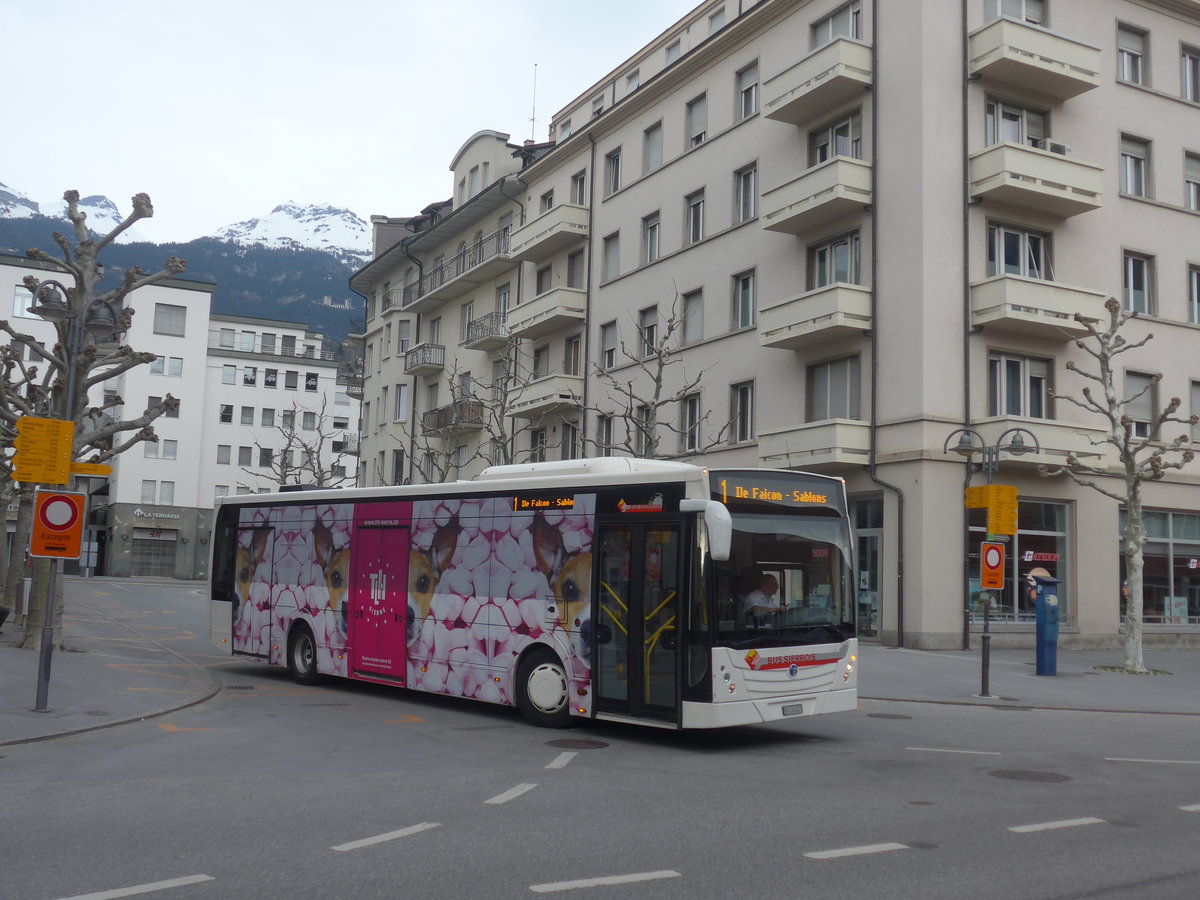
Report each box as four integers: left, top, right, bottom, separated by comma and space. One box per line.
208, 458, 857, 728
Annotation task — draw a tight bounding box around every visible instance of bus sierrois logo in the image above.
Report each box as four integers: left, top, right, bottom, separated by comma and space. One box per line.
745, 650, 828, 671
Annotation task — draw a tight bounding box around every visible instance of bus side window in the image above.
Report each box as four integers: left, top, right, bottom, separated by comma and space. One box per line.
211, 524, 238, 603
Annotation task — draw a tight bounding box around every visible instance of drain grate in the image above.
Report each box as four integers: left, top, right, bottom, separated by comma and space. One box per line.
546, 739, 610, 750
989, 770, 1070, 783
224, 685, 255, 691
867, 713, 912, 720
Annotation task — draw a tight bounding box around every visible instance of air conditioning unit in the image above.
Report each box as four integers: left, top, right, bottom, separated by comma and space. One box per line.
1044, 140, 1071, 155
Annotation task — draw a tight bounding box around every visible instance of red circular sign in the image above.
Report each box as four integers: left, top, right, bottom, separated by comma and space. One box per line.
983, 545, 1003, 569
38, 494, 81, 532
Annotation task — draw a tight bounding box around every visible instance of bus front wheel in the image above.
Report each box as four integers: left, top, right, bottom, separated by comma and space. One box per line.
516, 650, 572, 728
287, 624, 320, 685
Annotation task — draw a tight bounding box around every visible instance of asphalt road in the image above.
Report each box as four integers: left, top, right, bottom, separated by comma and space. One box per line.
1, 582, 1197, 900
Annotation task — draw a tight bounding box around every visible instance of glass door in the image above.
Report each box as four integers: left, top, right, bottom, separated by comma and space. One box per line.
350, 526, 409, 681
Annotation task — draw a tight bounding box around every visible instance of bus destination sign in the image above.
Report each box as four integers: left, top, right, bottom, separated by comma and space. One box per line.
513, 495, 576, 512
711, 471, 845, 514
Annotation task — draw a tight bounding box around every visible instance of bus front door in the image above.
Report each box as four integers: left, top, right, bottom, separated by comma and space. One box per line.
594, 522, 680, 722
350, 526, 409, 682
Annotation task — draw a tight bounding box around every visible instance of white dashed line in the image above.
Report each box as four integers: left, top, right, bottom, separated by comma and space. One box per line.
330, 822, 440, 851
1008, 817, 1106, 833
1105, 757, 1200, 765
906, 747, 1001, 756
530, 870, 682, 893
804, 842, 908, 860
1180, 804, 1200, 812
56, 875, 215, 900
546, 752, 577, 769
486, 782, 537, 805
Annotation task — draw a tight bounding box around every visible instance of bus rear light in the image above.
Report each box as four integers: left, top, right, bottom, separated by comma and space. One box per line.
493, 676, 502, 682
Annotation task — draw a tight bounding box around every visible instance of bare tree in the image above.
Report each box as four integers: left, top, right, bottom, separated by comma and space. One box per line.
587, 294, 731, 459
241, 398, 354, 489
0, 191, 186, 648
1040, 298, 1196, 673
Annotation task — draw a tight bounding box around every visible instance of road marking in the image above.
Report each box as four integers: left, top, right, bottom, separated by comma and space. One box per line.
56, 874, 214, 899
486, 782, 537, 805
1009, 817, 1105, 833
804, 842, 908, 860
330, 822, 440, 851
158, 724, 215, 732
386, 714, 425, 724
530, 870, 681, 893
546, 752, 577, 769
1105, 757, 1200, 765
1180, 804, 1200, 812
907, 747, 1001, 756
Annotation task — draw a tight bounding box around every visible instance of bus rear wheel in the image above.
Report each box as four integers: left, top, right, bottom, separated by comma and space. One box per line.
516, 650, 572, 728
287, 624, 320, 685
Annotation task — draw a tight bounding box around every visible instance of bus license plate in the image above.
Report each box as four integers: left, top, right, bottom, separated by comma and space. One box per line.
782, 704, 804, 716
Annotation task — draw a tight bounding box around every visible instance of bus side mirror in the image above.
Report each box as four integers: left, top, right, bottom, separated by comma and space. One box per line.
681, 499, 732, 562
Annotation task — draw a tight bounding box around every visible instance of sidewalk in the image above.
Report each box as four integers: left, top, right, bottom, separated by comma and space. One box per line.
0, 584, 220, 747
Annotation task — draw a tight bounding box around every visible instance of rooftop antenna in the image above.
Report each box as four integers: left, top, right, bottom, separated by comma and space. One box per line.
530, 63, 538, 141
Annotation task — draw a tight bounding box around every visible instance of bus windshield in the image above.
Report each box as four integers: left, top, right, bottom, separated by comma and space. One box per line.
714, 511, 854, 648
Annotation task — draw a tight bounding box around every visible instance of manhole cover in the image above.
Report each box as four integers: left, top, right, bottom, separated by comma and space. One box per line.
867, 713, 912, 720
989, 770, 1070, 783
546, 739, 609, 750
224, 685, 255, 691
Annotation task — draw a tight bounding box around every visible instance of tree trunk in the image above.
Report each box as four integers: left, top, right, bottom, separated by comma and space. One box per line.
1122, 499, 1148, 673
17, 558, 58, 650
3, 483, 36, 626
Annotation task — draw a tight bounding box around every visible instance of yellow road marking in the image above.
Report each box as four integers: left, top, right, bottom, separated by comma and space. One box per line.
158, 723, 215, 732
386, 715, 425, 724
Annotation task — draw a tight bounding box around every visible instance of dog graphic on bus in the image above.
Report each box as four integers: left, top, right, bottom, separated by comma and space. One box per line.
406, 514, 462, 643
234, 528, 269, 627
312, 519, 350, 633
531, 512, 593, 666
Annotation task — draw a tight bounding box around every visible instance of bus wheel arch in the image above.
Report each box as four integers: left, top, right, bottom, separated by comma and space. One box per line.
287, 621, 321, 685
515, 646, 572, 728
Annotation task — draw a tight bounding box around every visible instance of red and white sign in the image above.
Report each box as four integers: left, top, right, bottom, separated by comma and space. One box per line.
30, 490, 86, 559
980, 541, 1005, 590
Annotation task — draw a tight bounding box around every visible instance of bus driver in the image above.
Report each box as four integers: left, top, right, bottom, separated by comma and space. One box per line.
744, 574, 782, 616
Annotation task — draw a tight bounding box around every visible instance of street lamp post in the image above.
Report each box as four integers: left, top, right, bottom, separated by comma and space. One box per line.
943, 425, 1042, 696
27, 279, 123, 713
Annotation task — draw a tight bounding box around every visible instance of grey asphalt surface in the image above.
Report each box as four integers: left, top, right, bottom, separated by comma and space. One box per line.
1, 578, 1196, 747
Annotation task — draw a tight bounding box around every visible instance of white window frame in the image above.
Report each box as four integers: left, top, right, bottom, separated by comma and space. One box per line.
600, 322, 617, 370
1121, 136, 1149, 197
735, 164, 757, 222
686, 190, 705, 245
642, 212, 661, 264
682, 393, 701, 453
1123, 251, 1153, 314
988, 352, 1049, 419
605, 148, 622, 195
808, 231, 861, 289
1189, 265, 1200, 325
1126, 371, 1157, 439
731, 382, 755, 443
733, 270, 756, 329
685, 94, 708, 148
737, 62, 759, 119
570, 170, 587, 204
643, 122, 663, 174
807, 356, 862, 422
682, 290, 704, 344
987, 222, 1050, 279
1117, 26, 1146, 85
153, 303, 186, 336
638, 306, 658, 358
1184, 45, 1200, 102
812, 1, 862, 48
602, 233, 620, 281
810, 110, 863, 164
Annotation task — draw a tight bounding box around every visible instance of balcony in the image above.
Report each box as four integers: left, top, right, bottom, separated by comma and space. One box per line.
421, 399, 485, 435
403, 343, 445, 376
758, 420, 871, 469
969, 17, 1101, 101
970, 275, 1107, 339
969, 142, 1102, 217
332, 434, 360, 456
761, 157, 871, 234
337, 372, 364, 399
208, 332, 335, 361
509, 374, 584, 420
763, 38, 873, 126
401, 228, 514, 313
509, 204, 589, 262
967, 417, 1107, 468
759, 283, 872, 350
506, 287, 587, 341
465, 311, 510, 351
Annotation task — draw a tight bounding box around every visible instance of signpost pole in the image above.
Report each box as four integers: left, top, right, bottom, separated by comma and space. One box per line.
33, 561, 57, 713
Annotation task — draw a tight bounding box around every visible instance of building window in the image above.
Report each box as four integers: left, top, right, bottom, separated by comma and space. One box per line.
567, 250, 585, 289
261, 333, 276, 354
150, 356, 183, 376
217, 444, 231, 465
733, 271, 756, 329
685, 94, 707, 147
1191, 266, 1200, 325
600, 321, 617, 370
682, 290, 704, 343
238, 446, 253, 466
264, 368, 278, 389
810, 110, 862, 164
592, 95, 605, 119
558, 118, 572, 141
1123, 252, 1153, 313
686, 190, 705, 245
563, 421, 580, 460
395, 383, 409, 421
261, 408, 275, 427
536, 265, 553, 295
665, 39, 681, 65
530, 428, 547, 463
140, 480, 156, 504
1117, 26, 1146, 84
1192, 381, 1200, 442
737, 62, 759, 119
634, 404, 651, 456
540, 189, 554, 214
532, 345, 550, 379
639, 306, 658, 358
460, 301, 474, 343
564, 335, 581, 376
602, 233, 620, 281
812, 1, 862, 48
682, 393, 701, 453
985, 100, 1047, 149
808, 232, 861, 289
259, 448, 274, 468
1126, 371, 1157, 438
240, 406, 254, 425
807, 356, 861, 421
302, 411, 316, 431
731, 382, 755, 443
1185, 153, 1200, 210
708, 7, 725, 34
144, 441, 157, 458
597, 415, 614, 456
243, 366, 257, 386
735, 164, 757, 222
281, 335, 296, 356
219, 404, 233, 424
222, 364, 235, 385
988, 353, 1049, 418
153, 303, 186, 336
605, 148, 622, 195
214, 485, 229, 500
987, 223, 1050, 279
1121, 136, 1149, 197
282, 409, 295, 429
392, 449, 406, 485
218, 328, 234, 348
971, 500, 1065, 622
570, 170, 587, 204
240, 331, 255, 352
1184, 45, 1200, 101
643, 122, 663, 174
642, 212, 661, 264
160, 440, 177, 460
625, 69, 640, 95
985, 0, 1044, 25
285, 370, 299, 390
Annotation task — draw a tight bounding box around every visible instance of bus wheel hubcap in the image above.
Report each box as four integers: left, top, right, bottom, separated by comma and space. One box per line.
528, 663, 568, 713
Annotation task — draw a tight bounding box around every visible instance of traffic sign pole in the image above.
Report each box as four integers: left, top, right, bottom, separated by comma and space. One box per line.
30, 491, 86, 713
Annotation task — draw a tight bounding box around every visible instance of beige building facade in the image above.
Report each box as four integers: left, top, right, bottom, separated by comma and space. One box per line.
351, 0, 1200, 649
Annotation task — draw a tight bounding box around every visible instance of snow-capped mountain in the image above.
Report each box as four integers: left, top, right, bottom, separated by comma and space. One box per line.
0, 182, 148, 243
211, 202, 370, 265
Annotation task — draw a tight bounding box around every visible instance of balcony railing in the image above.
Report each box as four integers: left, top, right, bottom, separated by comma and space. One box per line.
968, 17, 1101, 101
208, 333, 336, 361
509, 374, 584, 420
759, 283, 872, 350
465, 311, 510, 351
970, 275, 1107, 339
969, 142, 1102, 217
421, 399, 485, 434
763, 38, 873, 126
332, 434, 360, 455
337, 372, 364, 398
758, 420, 871, 469
509, 204, 589, 262
506, 287, 587, 341
400, 228, 513, 312
761, 157, 872, 234
404, 342, 445, 375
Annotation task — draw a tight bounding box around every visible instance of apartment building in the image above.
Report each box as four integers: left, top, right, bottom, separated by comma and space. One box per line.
3, 255, 358, 579
350, 0, 1200, 649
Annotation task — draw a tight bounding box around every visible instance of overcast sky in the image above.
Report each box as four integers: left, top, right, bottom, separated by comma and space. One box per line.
2, 0, 700, 243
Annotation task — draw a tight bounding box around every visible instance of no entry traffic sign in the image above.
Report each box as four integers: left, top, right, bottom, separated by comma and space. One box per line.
31, 490, 86, 559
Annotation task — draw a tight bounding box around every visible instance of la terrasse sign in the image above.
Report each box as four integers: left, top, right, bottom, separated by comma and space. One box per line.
132, 507, 182, 520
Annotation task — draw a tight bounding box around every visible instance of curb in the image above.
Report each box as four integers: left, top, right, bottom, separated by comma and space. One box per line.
859, 695, 1200, 717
